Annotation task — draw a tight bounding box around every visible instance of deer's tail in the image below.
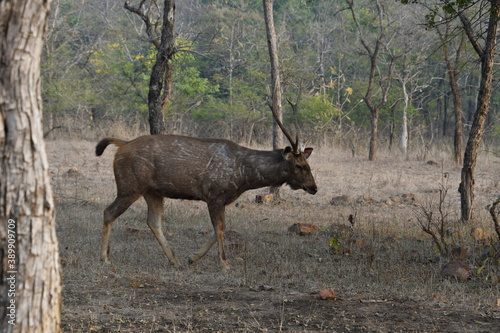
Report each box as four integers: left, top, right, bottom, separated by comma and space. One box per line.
95, 138, 128, 156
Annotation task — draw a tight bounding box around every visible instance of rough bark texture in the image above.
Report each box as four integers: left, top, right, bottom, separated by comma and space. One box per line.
125, 0, 176, 135
0, 0, 61, 332
263, 0, 283, 199
441, 25, 465, 166
148, 0, 175, 135
263, 0, 283, 150
458, 1, 500, 222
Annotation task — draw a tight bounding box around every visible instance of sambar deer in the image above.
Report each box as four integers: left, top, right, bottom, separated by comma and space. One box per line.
96, 112, 317, 270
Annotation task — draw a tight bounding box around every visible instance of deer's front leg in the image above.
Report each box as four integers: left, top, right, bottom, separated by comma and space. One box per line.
189, 202, 229, 270
209, 203, 230, 270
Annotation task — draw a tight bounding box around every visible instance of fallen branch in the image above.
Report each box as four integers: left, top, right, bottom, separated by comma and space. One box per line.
43, 125, 64, 138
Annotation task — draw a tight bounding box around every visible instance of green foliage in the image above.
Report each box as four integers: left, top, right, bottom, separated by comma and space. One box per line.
175, 67, 218, 97
328, 237, 341, 251
400, 0, 475, 27
88, 42, 152, 116
191, 96, 228, 122
41, 0, 500, 148
296, 94, 339, 127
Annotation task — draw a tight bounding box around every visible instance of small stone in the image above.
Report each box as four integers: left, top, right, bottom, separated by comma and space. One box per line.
256, 194, 273, 204
288, 223, 317, 236
319, 288, 338, 300
330, 195, 350, 206
471, 228, 486, 240
451, 247, 469, 260
441, 260, 470, 281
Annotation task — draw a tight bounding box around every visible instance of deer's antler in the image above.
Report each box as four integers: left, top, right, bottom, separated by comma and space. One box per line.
269, 84, 299, 153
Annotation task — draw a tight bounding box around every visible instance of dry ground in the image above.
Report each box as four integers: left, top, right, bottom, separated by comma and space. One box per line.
48, 139, 500, 332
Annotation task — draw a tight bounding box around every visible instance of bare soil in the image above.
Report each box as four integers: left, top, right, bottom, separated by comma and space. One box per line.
49, 139, 500, 332
62, 279, 500, 332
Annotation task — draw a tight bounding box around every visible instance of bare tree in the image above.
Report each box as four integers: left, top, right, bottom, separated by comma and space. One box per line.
401, 0, 500, 223
397, 69, 421, 157
125, 0, 176, 135
263, 0, 284, 198
346, 0, 396, 161
440, 27, 466, 166
1, 0, 61, 332
457, 1, 500, 222
263, 0, 284, 149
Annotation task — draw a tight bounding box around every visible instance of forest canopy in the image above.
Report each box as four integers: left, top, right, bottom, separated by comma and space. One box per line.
42, 0, 500, 154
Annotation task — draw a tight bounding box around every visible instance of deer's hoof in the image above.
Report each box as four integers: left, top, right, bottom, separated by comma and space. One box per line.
101, 258, 110, 264
221, 261, 231, 271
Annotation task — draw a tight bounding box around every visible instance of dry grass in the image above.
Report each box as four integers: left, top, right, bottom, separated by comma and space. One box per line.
48, 138, 500, 332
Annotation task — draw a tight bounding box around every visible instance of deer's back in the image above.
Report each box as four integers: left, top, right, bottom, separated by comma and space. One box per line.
112, 135, 248, 201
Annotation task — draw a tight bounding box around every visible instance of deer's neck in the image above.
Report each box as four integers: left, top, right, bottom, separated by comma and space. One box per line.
239, 149, 288, 190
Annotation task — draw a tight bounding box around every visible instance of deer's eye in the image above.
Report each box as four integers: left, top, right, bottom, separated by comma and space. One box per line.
295, 165, 303, 170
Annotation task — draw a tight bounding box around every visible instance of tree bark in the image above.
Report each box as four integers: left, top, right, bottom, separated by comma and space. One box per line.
125, 0, 176, 135
458, 1, 500, 222
0, 0, 62, 332
263, 0, 283, 150
368, 112, 379, 161
441, 25, 465, 165
346, 0, 394, 161
263, 0, 283, 199
400, 76, 409, 157
149, 0, 175, 135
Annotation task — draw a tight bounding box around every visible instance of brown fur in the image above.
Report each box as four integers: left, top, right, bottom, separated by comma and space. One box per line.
96, 134, 317, 269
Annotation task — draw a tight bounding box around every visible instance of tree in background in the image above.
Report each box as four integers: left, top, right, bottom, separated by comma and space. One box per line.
457, 0, 500, 222
39, 0, 500, 157
1, 0, 61, 331
437, 21, 467, 166
403, 0, 500, 221
346, 0, 396, 161
125, 0, 176, 135
263, 0, 284, 149
263, 0, 284, 199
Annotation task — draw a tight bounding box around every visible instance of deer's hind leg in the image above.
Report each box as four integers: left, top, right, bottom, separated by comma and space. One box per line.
101, 194, 140, 263
143, 191, 180, 268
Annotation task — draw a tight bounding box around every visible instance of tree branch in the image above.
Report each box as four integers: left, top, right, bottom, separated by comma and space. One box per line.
458, 12, 483, 57
124, 0, 160, 48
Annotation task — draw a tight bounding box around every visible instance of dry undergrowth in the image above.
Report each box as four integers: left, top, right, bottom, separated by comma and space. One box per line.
47, 138, 500, 332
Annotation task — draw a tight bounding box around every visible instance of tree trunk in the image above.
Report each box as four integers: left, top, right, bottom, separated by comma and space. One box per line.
368, 111, 378, 161
263, 0, 283, 199
346, 0, 394, 161
0, 0, 62, 332
148, 0, 176, 135
458, 1, 500, 222
401, 78, 409, 157
125, 0, 176, 135
263, 0, 283, 150
442, 28, 465, 166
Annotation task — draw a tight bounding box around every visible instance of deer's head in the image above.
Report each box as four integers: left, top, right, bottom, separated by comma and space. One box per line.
282, 146, 317, 194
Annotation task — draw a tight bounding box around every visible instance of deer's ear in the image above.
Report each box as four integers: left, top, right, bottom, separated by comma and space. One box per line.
282, 146, 293, 160
303, 147, 313, 159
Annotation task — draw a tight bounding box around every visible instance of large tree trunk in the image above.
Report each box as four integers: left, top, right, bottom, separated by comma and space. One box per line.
0, 0, 62, 332
263, 0, 283, 199
458, 2, 500, 222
